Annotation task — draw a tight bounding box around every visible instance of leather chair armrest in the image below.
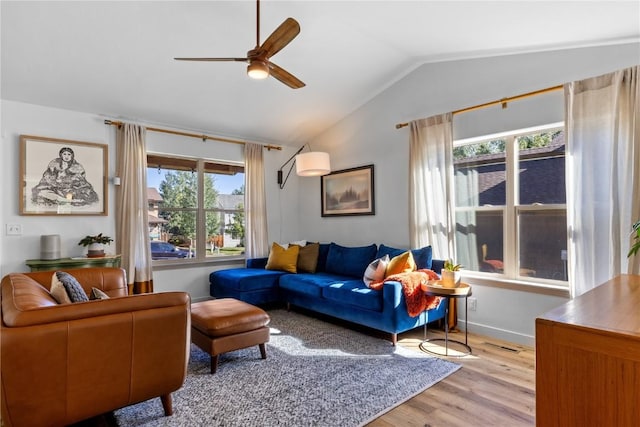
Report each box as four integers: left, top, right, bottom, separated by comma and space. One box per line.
3, 292, 190, 327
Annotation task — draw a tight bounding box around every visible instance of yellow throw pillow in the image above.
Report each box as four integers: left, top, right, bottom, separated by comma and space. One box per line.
385, 251, 416, 277
265, 242, 300, 273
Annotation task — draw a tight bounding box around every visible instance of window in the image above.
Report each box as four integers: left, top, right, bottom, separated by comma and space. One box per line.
147, 155, 245, 262
453, 123, 568, 284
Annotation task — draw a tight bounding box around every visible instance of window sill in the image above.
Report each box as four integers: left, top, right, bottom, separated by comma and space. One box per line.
461, 272, 570, 298
152, 256, 246, 271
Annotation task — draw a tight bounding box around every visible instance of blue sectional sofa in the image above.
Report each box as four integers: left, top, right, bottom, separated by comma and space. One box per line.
210, 242, 447, 344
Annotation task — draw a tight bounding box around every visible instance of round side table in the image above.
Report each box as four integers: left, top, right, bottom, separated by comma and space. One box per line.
419, 282, 472, 357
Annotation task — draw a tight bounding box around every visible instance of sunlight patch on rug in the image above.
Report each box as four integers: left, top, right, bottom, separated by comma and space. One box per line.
115, 309, 460, 426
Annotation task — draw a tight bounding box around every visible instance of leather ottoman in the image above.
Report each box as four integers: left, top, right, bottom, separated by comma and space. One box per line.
191, 298, 271, 374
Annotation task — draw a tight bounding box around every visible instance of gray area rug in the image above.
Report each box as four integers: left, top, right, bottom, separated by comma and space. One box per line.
115, 309, 460, 426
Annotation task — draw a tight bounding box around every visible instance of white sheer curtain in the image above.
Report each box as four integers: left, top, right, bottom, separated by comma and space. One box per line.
566, 66, 640, 297
115, 123, 154, 294
244, 143, 269, 258
454, 168, 480, 271
409, 113, 456, 260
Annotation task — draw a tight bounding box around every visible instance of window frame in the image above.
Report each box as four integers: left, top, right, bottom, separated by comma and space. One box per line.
453, 122, 568, 287
147, 154, 246, 266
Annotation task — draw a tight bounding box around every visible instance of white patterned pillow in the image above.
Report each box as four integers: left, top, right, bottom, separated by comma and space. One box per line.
278, 240, 307, 249
90, 287, 110, 300
50, 272, 72, 304
363, 255, 390, 288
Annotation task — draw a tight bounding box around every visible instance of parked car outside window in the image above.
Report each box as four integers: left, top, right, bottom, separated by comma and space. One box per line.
150, 241, 194, 260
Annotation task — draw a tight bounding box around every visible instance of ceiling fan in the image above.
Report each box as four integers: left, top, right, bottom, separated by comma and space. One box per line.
174, 0, 305, 89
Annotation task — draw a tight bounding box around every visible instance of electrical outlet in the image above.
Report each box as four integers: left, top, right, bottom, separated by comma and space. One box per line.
6, 224, 23, 236
468, 297, 477, 311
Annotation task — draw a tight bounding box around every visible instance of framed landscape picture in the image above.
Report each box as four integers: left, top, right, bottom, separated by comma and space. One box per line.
20, 135, 108, 215
321, 164, 375, 217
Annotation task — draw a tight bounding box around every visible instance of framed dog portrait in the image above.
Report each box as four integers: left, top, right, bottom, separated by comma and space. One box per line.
321, 164, 375, 217
20, 135, 108, 215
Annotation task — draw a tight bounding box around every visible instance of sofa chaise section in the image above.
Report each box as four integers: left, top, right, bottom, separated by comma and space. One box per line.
210, 257, 284, 305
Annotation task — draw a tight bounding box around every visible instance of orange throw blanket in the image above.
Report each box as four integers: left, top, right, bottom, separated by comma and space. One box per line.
370, 269, 442, 317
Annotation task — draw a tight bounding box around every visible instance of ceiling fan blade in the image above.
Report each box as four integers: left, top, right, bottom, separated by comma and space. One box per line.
174, 57, 248, 62
269, 62, 305, 89
260, 17, 300, 58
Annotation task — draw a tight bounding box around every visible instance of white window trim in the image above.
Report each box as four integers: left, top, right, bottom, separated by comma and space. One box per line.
148, 155, 246, 267
455, 122, 564, 146
454, 122, 568, 288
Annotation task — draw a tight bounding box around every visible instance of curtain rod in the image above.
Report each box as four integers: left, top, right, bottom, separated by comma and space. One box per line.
104, 119, 282, 151
395, 84, 564, 129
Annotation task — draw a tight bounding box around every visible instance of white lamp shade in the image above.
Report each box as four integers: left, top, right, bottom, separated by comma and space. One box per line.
296, 152, 331, 176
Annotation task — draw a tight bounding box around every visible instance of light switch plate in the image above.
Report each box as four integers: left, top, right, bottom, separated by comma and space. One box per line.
6, 224, 23, 236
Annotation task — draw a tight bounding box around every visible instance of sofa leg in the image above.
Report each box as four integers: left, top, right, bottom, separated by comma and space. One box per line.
211, 355, 219, 374
259, 343, 267, 359
286, 302, 291, 311
391, 333, 397, 346
160, 394, 173, 416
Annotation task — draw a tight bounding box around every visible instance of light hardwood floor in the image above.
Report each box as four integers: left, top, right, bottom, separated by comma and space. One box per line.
367, 328, 536, 427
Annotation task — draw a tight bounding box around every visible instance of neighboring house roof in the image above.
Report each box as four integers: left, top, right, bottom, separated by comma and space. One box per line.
148, 214, 168, 224
147, 187, 163, 202
215, 194, 244, 211
456, 133, 566, 206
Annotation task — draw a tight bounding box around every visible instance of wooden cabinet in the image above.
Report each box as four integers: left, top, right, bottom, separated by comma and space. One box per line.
535, 274, 640, 426
25, 255, 121, 272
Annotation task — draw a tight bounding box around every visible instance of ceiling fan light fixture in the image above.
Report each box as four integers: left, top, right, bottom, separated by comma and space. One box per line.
247, 60, 270, 79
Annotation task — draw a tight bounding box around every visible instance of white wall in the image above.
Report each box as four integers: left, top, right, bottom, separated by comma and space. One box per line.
0, 100, 296, 301
0, 102, 116, 276
301, 43, 640, 345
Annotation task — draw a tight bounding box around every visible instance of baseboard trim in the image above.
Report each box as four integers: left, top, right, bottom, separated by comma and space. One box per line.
458, 319, 535, 347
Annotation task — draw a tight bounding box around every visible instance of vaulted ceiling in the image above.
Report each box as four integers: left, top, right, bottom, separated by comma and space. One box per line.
2, 1, 639, 146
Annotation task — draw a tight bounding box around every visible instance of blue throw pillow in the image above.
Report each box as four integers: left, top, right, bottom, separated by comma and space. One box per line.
376, 244, 405, 260
325, 243, 378, 278
53, 271, 89, 303
411, 245, 433, 270
316, 243, 331, 272
377, 244, 433, 270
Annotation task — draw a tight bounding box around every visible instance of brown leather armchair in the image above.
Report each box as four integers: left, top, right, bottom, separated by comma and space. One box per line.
1, 267, 191, 427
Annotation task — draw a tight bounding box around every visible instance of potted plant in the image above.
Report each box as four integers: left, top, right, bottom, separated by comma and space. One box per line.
629, 219, 640, 258
441, 259, 463, 288
78, 233, 113, 258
